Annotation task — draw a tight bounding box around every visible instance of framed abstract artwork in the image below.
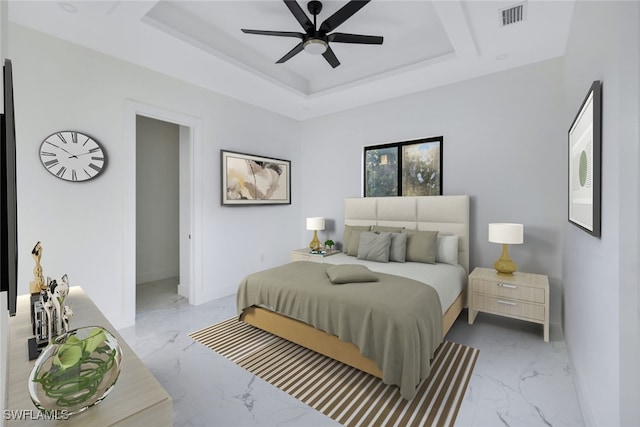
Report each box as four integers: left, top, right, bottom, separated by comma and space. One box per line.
221, 150, 291, 206
568, 80, 602, 236
364, 137, 443, 197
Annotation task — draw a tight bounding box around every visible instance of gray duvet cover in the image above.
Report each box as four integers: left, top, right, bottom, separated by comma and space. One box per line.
236, 261, 443, 400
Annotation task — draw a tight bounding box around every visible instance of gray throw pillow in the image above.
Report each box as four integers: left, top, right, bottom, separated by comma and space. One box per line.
389, 232, 408, 263
326, 264, 379, 284
436, 235, 459, 265
403, 230, 438, 264
343, 225, 371, 254
357, 232, 392, 263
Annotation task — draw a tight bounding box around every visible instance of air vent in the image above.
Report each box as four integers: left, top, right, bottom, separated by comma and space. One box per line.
500, 3, 526, 26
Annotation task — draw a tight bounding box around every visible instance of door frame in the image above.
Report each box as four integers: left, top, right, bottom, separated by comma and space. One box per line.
122, 100, 203, 327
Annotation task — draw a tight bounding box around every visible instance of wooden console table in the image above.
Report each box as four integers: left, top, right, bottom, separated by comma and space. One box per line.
7, 287, 172, 426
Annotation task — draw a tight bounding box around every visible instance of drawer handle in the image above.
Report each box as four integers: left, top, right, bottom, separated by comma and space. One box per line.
497, 299, 517, 306
497, 283, 517, 289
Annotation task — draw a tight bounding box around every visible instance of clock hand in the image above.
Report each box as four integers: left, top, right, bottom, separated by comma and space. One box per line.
50, 143, 77, 158
74, 152, 94, 157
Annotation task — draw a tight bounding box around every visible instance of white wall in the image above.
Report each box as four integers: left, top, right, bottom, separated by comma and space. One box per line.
135, 116, 179, 284
562, 2, 640, 426
299, 58, 566, 325
9, 23, 302, 329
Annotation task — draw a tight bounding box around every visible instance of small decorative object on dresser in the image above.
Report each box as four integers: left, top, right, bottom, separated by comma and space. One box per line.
488, 223, 523, 275
290, 248, 339, 263
27, 240, 75, 359
306, 217, 325, 250
468, 267, 550, 342
29, 326, 123, 416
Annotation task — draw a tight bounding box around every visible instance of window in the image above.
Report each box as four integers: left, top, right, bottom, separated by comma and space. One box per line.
364, 137, 443, 197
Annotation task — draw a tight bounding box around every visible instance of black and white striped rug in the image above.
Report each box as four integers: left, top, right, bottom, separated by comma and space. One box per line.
189, 318, 478, 427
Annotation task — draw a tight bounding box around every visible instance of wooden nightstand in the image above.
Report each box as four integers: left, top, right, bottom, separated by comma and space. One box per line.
290, 248, 340, 262
468, 267, 550, 342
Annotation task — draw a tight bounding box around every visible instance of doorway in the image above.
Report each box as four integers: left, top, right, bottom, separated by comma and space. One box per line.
122, 100, 203, 328
135, 116, 182, 312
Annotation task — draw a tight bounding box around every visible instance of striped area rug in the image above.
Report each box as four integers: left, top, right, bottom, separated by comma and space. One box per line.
189, 318, 478, 427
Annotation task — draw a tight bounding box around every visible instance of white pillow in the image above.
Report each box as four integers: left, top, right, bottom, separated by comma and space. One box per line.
436, 235, 459, 265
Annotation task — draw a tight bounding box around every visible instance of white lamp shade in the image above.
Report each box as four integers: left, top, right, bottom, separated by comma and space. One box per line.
306, 217, 325, 231
488, 223, 523, 244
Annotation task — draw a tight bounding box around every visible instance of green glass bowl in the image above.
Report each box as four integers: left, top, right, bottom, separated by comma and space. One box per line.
28, 326, 123, 416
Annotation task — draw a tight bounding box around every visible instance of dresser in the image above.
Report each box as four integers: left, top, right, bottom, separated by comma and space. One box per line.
6, 287, 172, 426
468, 267, 549, 342
290, 248, 339, 262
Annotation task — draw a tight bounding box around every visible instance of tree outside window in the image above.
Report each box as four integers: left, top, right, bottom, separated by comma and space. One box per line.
364, 137, 442, 197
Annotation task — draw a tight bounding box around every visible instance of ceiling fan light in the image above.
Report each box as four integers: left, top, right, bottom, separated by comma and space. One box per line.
303, 39, 328, 55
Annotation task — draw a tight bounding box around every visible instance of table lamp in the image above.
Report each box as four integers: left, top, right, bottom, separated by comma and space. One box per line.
306, 217, 325, 251
488, 223, 523, 275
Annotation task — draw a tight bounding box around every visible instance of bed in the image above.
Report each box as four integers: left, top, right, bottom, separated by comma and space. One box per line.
237, 195, 469, 400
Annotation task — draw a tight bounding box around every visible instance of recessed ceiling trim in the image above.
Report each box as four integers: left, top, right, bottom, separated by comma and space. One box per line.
308, 51, 457, 100
143, 1, 311, 95
432, 0, 478, 60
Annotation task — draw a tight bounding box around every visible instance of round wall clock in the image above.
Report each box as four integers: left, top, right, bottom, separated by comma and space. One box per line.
39, 131, 106, 182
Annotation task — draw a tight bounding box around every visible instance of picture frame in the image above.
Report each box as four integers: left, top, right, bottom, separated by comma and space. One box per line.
364, 136, 443, 197
568, 80, 602, 236
221, 150, 291, 206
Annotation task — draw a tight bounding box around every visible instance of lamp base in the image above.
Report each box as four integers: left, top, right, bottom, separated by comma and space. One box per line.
309, 230, 321, 251
494, 243, 517, 275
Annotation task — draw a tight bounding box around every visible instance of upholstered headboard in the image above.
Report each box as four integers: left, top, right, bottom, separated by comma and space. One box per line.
344, 195, 470, 274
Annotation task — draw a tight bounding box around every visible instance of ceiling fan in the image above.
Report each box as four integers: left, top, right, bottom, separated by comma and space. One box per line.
241, 0, 383, 68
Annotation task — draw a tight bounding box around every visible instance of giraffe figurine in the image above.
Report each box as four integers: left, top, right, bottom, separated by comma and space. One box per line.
29, 241, 45, 294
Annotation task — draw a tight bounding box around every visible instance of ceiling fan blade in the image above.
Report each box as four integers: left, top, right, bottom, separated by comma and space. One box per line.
319, 0, 371, 33
241, 29, 304, 39
283, 0, 314, 32
276, 42, 305, 63
322, 46, 340, 68
328, 33, 383, 44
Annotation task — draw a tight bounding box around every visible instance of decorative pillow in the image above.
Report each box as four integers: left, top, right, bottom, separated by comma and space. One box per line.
357, 232, 392, 263
343, 225, 371, 254
436, 235, 459, 265
346, 228, 372, 256
403, 230, 438, 264
326, 264, 379, 284
389, 232, 408, 263
371, 225, 404, 233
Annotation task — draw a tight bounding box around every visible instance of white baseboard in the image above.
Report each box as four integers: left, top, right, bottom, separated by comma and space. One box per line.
136, 268, 179, 285
565, 338, 595, 427
177, 283, 188, 298
193, 282, 236, 306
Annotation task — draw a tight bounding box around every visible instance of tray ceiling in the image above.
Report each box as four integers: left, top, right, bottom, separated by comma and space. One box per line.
8, 0, 575, 120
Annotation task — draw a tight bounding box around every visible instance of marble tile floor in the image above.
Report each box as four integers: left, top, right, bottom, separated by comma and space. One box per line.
119, 282, 584, 427
135, 277, 184, 313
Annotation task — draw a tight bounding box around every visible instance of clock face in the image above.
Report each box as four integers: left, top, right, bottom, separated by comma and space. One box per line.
39, 131, 106, 182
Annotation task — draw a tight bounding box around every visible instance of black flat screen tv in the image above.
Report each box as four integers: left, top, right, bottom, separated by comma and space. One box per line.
1, 58, 18, 316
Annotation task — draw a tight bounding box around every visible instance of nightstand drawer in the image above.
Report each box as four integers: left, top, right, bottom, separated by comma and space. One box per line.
471, 293, 545, 322
473, 279, 545, 304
